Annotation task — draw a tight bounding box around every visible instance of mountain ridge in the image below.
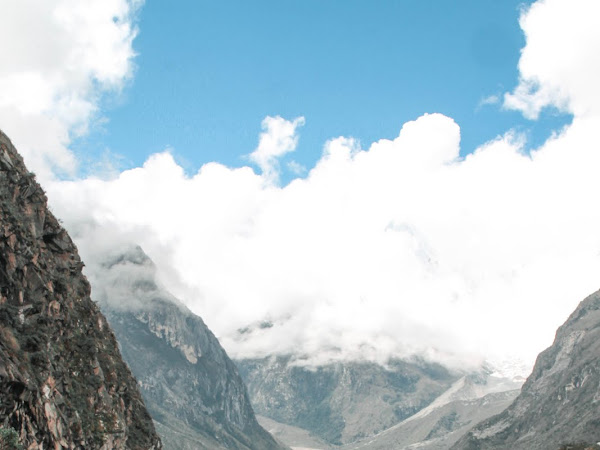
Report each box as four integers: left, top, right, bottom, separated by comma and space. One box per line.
452, 289, 600, 449
89, 245, 287, 450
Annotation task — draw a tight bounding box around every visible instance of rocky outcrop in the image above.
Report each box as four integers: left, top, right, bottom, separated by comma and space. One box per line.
0, 131, 161, 448
452, 289, 600, 449
91, 246, 287, 450
235, 356, 460, 445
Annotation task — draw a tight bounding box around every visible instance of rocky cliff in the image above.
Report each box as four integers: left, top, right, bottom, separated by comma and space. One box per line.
452, 289, 600, 449
0, 130, 161, 448
89, 246, 286, 450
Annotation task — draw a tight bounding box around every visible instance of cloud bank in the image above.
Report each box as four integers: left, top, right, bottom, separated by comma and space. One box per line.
4, 0, 600, 375
51, 115, 600, 377
0, 0, 141, 181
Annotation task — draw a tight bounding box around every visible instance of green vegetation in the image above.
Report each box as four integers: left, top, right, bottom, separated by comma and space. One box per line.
0, 426, 22, 450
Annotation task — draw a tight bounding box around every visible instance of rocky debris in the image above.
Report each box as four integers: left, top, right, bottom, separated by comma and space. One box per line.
92, 246, 287, 450
452, 289, 600, 450
0, 130, 161, 449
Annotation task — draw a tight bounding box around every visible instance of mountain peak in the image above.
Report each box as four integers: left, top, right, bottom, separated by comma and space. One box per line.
94, 246, 288, 449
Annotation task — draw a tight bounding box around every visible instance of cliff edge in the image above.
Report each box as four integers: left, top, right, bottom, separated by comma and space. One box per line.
0, 131, 162, 449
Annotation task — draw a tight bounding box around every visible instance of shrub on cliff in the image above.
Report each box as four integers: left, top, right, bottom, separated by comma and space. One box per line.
0, 427, 22, 450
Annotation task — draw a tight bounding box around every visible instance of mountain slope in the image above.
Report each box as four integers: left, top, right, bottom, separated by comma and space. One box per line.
342, 388, 518, 450
90, 246, 287, 450
0, 130, 161, 448
249, 366, 520, 450
235, 356, 460, 445
452, 289, 600, 449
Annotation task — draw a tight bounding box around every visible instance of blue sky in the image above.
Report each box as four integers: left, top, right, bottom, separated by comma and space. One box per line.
3, 0, 599, 373
75, 0, 569, 181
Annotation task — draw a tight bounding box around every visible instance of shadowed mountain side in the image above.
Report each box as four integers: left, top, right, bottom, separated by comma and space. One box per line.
91, 246, 287, 450
252, 370, 520, 450
0, 130, 161, 448
235, 356, 461, 445
452, 289, 600, 450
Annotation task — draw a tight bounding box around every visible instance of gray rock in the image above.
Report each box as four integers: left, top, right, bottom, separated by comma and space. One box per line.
235, 355, 459, 445
242, 361, 520, 450
92, 246, 287, 450
0, 130, 161, 449
452, 289, 600, 450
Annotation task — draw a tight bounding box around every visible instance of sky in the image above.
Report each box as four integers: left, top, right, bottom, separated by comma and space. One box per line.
70, 0, 571, 180
1, 0, 600, 376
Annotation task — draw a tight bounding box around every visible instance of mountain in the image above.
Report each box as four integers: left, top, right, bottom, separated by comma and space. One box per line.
0, 131, 161, 448
88, 246, 287, 450
235, 355, 461, 445
452, 289, 600, 450
240, 356, 521, 450
259, 390, 519, 450
339, 375, 519, 450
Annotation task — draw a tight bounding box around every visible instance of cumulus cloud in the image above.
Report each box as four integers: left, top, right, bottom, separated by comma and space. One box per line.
0, 0, 141, 181
248, 115, 305, 183
9, 0, 600, 375
48, 106, 600, 375
504, 0, 600, 119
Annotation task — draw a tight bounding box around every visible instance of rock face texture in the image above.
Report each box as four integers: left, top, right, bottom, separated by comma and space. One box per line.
452, 289, 600, 450
0, 131, 161, 448
235, 356, 460, 445
90, 246, 286, 450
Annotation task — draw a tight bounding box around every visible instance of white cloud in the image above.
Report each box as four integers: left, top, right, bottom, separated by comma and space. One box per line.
248, 115, 305, 183
7, 0, 600, 376
478, 94, 500, 109
47, 105, 600, 374
287, 160, 307, 176
0, 0, 141, 181
504, 0, 600, 119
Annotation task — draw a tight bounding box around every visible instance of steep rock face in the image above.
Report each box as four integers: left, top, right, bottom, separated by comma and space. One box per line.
0, 131, 161, 448
235, 356, 459, 445
453, 289, 600, 449
90, 247, 286, 450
